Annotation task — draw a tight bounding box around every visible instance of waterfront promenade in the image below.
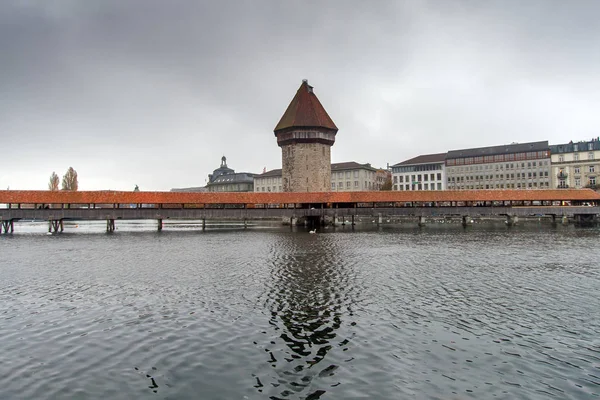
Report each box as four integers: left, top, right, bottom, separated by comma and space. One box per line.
1, 189, 599, 233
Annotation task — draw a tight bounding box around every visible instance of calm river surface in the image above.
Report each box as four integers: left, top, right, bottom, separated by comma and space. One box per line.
1, 221, 600, 399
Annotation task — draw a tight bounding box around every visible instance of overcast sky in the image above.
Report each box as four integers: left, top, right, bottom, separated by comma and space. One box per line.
1, 0, 599, 191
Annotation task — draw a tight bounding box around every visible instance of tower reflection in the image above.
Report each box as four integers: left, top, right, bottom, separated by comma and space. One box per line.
256, 232, 358, 399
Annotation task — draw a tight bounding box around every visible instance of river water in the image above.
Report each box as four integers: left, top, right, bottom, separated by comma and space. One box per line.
1, 221, 600, 399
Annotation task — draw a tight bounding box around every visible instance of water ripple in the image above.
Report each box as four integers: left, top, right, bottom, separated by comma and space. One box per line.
0, 223, 599, 398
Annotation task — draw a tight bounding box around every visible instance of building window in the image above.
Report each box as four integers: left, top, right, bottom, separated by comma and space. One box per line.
590, 166, 595, 173
399, 176, 403, 183
354, 181, 358, 187
354, 171, 359, 178
575, 167, 580, 174
575, 178, 581, 187
424, 183, 429, 190
558, 156, 564, 162
574, 153, 580, 161
346, 181, 351, 188
589, 152, 595, 160
590, 177, 596, 186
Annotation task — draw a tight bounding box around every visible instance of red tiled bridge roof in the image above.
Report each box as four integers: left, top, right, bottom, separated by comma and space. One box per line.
1, 189, 599, 205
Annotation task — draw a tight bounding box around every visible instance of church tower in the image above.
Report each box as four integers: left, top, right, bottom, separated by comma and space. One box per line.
274, 80, 338, 192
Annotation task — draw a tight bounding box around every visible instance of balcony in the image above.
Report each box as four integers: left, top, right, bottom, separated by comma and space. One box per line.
557, 171, 568, 180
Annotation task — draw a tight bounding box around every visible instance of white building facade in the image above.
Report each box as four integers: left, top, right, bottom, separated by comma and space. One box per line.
391, 153, 447, 191
330, 162, 378, 191
549, 139, 600, 189
254, 169, 283, 192
254, 162, 379, 192
446, 141, 551, 190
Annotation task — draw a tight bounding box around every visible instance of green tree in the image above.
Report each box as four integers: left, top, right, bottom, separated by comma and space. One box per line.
61, 167, 78, 191
48, 172, 60, 191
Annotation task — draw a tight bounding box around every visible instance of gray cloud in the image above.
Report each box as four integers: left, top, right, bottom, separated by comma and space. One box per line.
1, 0, 599, 190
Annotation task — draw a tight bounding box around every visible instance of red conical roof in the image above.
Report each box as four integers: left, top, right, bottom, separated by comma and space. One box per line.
274, 80, 338, 133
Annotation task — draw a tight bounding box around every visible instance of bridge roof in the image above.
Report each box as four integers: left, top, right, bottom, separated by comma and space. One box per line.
1, 189, 599, 205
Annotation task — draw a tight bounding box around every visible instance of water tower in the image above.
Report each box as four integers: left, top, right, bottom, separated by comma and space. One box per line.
274, 80, 338, 192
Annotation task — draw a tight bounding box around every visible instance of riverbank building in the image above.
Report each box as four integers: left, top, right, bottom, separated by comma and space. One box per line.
445, 141, 551, 190
550, 138, 600, 189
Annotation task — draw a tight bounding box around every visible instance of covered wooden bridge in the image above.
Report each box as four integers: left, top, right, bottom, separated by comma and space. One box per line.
1, 189, 599, 233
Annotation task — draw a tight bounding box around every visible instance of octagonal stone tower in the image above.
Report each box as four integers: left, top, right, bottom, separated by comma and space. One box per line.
274, 80, 338, 192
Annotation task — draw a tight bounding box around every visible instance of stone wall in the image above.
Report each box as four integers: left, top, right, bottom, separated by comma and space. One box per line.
281, 142, 331, 192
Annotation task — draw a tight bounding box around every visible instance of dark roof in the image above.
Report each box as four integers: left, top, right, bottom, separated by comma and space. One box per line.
274, 80, 338, 133
549, 139, 600, 154
255, 169, 282, 178
447, 141, 549, 159
207, 172, 255, 186
331, 162, 376, 171
392, 153, 447, 167
2, 189, 599, 205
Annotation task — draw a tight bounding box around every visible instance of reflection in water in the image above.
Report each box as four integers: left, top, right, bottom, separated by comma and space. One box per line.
256, 233, 359, 399
2, 224, 600, 399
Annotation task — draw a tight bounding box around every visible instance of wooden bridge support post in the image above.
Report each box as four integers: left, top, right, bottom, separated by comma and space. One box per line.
418, 216, 426, 227
202, 218, 206, 231
351, 214, 355, 226
106, 219, 115, 233
1, 220, 14, 234
244, 218, 247, 229
158, 219, 163, 231
562, 215, 569, 225
48, 220, 62, 233
377, 213, 382, 226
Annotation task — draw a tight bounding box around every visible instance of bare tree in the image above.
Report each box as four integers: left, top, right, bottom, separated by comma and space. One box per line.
61, 167, 78, 191
48, 172, 60, 191
380, 176, 393, 191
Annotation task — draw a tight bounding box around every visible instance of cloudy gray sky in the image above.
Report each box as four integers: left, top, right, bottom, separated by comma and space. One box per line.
1, 0, 599, 191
